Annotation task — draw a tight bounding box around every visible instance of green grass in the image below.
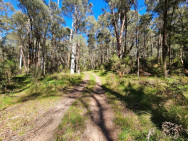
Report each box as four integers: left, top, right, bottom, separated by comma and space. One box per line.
56, 100, 86, 141
87, 71, 96, 89
0, 72, 83, 110
94, 70, 188, 140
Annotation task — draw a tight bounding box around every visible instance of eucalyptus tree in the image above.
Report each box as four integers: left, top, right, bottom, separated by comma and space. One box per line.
48, 1, 69, 72
145, 0, 186, 76
11, 11, 29, 72
0, 0, 14, 61
73, 34, 87, 73
62, 0, 92, 74
105, 0, 136, 58
0, 0, 14, 33
173, 4, 188, 67
139, 13, 152, 58
97, 27, 111, 66
85, 16, 98, 69
18, 0, 51, 75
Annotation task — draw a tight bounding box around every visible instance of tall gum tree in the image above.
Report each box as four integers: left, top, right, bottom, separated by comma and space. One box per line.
105, 0, 136, 58
18, 0, 51, 75
62, 0, 92, 74
145, 0, 186, 77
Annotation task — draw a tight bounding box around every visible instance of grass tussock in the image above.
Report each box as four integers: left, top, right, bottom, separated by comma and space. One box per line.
95, 70, 188, 140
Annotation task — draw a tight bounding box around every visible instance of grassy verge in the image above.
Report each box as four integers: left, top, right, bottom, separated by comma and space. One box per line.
56, 72, 96, 140
0, 72, 83, 137
0, 73, 83, 110
94, 70, 188, 140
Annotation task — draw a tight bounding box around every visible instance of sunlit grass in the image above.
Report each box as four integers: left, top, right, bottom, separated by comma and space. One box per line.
95, 71, 188, 140
0, 73, 83, 110
56, 100, 86, 141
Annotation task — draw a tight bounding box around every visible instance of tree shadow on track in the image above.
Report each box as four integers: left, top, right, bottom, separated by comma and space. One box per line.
78, 83, 114, 141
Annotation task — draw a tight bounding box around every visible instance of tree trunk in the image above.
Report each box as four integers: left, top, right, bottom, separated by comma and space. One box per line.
19, 49, 23, 70
144, 30, 146, 57
157, 34, 160, 64
162, 0, 168, 77
76, 44, 80, 74
151, 35, 153, 57
20, 45, 27, 73
68, 22, 73, 70
70, 40, 76, 74
136, 11, 140, 77
37, 41, 40, 71
180, 46, 184, 66
70, 7, 78, 74
123, 14, 128, 58
112, 10, 126, 58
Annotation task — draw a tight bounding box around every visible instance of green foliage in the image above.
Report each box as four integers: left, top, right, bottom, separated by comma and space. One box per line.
140, 57, 163, 76
105, 55, 133, 76
0, 60, 17, 91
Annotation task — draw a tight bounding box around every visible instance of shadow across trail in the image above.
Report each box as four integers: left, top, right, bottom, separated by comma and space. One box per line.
101, 82, 188, 138
79, 73, 116, 141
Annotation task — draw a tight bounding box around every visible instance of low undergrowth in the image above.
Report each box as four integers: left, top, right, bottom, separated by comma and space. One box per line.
95, 70, 188, 141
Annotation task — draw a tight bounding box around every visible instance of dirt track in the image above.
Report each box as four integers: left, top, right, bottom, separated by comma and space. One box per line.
82, 73, 117, 141
2, 73, 89, 141
1, 72, 117, 141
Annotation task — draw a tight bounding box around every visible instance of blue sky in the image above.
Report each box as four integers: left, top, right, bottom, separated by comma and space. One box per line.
5, 0, 146, 28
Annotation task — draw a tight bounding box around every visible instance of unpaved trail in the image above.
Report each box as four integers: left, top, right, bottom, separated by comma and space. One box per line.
83, 73, 118, 141
5, 73, 89, 141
